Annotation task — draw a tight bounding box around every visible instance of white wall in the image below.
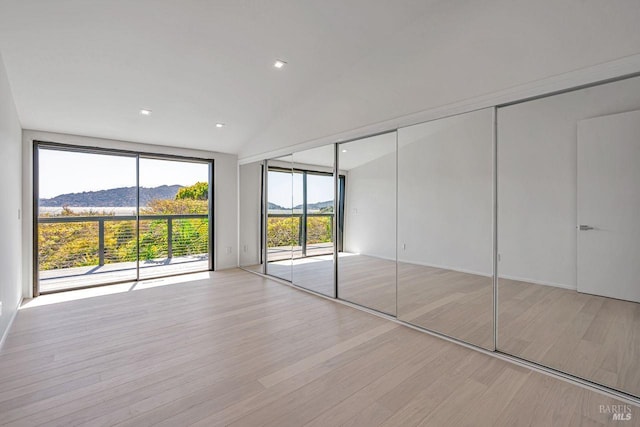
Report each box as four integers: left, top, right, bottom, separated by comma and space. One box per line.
498, 75, 640, 289
239, 161, 262, 267
22, 130, 238, 297
241, 0, 640, 160
0, 53, 22, 342
343, 139, 396, 260
397, 108, 494, 276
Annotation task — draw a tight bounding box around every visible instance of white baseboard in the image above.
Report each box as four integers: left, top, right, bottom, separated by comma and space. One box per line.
352, 253, 575, 290
345, 252, 493, 278
0, 297, 22, 350
498, 274, 575, 291
345, 252, 396, 263
215, 266, 237, 271
397, 258, 493, 278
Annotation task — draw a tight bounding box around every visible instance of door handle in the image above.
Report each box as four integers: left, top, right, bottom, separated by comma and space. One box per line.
579, 225, 595, 231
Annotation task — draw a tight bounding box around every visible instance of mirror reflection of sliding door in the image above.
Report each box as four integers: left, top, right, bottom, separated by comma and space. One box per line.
338, 133, 397, 315
137, 157, 211, 280
37, 147, 138, 293
266, 156, 293, 281
305, 173, 335, 258
292, 171, 304, 261
291, 146, 335, 297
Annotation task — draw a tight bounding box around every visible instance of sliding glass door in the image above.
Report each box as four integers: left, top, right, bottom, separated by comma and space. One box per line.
138, 157, 210, 279
35, 143, 213, 294
37, 148, 138, 293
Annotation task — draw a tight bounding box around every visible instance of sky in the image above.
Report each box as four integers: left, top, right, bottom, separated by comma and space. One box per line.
39, 148, 209, 198
267, 171, 333, 208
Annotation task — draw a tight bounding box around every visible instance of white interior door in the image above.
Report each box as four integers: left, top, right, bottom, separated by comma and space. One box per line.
577, 109, 640, 303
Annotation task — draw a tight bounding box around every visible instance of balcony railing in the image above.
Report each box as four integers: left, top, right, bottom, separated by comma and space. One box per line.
267, 212, 333, 244
267, 213, 333, 259
38, 214, 208, 269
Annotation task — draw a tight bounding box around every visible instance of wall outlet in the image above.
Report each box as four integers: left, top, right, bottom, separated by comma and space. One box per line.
225, 247, 232, 254
243, 245, 248, 253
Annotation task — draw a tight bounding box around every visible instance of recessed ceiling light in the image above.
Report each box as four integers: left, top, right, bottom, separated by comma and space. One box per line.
139, 109, 152, 116
341, 149, 348, 153
274, 60, 286, 69
216, 123, 225, 128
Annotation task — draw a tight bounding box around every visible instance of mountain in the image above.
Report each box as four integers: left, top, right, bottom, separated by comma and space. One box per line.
268, 200, 333, 213
293, 200, 333, 211
267, 201, 333, 211
40, 185, 184, 207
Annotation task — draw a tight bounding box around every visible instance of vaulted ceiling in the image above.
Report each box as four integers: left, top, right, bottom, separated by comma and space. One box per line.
1, 1, 639, 158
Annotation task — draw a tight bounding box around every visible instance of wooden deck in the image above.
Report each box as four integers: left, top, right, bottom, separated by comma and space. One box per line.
39, 255, 209, 293
267, 242, 333, 262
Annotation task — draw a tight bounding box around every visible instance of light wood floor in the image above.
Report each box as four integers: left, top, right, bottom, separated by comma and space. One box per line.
339, 255, 396, 316
498, 278, 640, 399
398, 263, 494, 350
264, 254, 640, 398
40, 256, 208, 293
268, 255, 493, 348
267, 256, 335, 297
267, 253, 398, 310
0, 269, 637, 426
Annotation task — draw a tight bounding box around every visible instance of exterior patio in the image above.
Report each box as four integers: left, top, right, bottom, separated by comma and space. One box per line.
39, 254, 209, 293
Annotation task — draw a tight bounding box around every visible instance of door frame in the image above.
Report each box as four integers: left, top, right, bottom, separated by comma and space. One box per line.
33, 140, 215, 296
265, 164, 343, 266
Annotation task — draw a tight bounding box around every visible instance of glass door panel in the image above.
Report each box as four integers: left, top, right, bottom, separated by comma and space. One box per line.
137, 157, 210, 280
37, 147, 138, 292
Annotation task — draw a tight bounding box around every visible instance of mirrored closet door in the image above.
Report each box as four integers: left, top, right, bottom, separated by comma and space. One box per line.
497, 75, 640, 397
291, 146, 336, 297
249, 75, 640, 399
397, 108, 495, 350
239, 161, 264, 273
337, 132, 397, 315
265, 155, 293, 282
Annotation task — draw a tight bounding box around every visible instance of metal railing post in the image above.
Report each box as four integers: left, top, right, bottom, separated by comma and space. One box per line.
330, 215, 333, 240
302, 173, 308, 257
98, 218, 105, 266
167, 217, 173, 259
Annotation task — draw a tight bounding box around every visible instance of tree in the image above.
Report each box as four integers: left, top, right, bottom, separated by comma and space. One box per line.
175, 182, 208, 200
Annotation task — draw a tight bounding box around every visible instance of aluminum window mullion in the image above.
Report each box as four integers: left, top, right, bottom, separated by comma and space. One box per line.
136, 154, 140, 281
